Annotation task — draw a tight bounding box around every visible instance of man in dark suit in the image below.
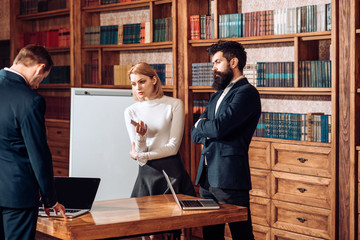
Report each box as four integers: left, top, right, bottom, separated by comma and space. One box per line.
191, 41, 261, 240
0, 45, 67, 240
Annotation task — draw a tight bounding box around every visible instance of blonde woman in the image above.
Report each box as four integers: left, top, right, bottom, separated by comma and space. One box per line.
124, 62, 195, 239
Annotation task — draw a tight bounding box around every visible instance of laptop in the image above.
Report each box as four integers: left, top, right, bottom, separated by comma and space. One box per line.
162, 170, 220, 210
38, 176, 101, 218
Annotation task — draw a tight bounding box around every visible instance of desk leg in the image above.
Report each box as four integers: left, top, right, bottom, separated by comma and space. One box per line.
183, 228, 192, 240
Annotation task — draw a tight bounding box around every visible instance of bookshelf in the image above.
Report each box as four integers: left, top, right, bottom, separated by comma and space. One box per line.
78, 0, 177, 96
178, 0, 337, 239
10, 0, 73, 177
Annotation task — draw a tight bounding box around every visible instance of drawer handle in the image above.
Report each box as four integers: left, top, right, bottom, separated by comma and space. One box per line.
296, 187, 307, 193
297, 157, 308, 163
296, 217, 307, 223
56, 131, 62, 134
56, 151, 62, 155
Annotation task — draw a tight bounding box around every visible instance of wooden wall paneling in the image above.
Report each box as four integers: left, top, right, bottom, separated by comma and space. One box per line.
177, 0, 190, 174
73, 0, 81, 87
338, 0, 351, 238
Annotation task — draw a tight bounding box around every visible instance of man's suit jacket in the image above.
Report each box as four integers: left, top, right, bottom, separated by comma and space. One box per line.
191, 78, 261, 190
0, 69, 57, 208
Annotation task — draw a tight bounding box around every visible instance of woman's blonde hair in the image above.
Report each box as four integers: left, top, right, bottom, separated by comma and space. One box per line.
128, 62, 164, 101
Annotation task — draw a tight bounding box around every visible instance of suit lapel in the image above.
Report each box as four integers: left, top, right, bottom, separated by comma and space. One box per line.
208, 91, 222, 120
215, 78, 249, 115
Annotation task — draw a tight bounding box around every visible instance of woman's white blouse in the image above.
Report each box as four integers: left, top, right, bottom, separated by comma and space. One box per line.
124, 95, 185, 166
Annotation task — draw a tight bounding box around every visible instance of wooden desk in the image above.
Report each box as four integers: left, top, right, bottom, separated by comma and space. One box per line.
37, 194, 247, 240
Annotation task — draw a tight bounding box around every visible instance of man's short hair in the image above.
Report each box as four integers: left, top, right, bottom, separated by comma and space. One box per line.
13, 45, 54, 73
207, 40, 247, 72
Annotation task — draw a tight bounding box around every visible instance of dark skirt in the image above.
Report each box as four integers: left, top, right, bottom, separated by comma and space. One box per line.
131, 153, 196, 197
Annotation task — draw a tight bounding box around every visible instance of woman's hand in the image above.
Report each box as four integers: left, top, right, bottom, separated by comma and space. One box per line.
129, 142, 138, 160
135, 120, 147, 136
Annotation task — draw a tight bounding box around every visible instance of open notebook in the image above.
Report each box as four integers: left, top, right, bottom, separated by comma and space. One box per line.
38, 176, 100, 218
162, 170, 220, 210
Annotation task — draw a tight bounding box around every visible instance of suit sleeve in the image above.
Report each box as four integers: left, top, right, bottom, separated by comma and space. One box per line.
191, 104, 209, 146
21, 95, 57, 208
196, 87, 260, 140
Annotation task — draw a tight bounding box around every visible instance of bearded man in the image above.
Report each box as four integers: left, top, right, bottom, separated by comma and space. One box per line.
191, 40, 261, 240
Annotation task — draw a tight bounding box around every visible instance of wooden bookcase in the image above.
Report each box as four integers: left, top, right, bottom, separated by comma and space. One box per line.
10, 0, 74, 177
77, 0, 177, 96
177, 0, 337, 239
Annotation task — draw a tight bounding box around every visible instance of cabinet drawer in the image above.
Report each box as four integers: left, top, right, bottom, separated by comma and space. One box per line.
271, 172, 332, 209
46, 125, 70, 142
271, 228, 324, 240
253, 224, 270, 240
249, 141, 271, 169
48, 144, 69, 159
250, 168, 271, 198
250, 196, 271, 227
53, 161, 69, 176
271, 143, 331, 177
271, 200, 332, 239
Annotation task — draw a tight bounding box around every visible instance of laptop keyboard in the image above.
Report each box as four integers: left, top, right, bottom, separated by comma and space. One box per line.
181, 200, 203, 207
40, 208, 82, 214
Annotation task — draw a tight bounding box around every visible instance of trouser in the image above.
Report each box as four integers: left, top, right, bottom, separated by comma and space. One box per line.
0, 206, 38, 240
199, 167, 254, 240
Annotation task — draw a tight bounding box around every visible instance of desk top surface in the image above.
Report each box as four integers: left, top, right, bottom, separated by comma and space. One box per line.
37, 194, 247, 240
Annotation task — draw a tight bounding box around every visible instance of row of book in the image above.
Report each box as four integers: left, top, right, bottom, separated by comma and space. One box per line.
191, 61, 331, 88
299, 60, 331, 88
102, 65, 132, 85
84, 61, 172, 86
101, 0, 138, 5
243, 63, 257, 87
20, 0, 66, 15
21, 28, 70, 48
191, 63, 214, 86
85, 24, 148, 45
193, 99, 209, 124
256, 61, 331, 88
42, 66, 70, 84
190, 15, 214, 40
84, 18, 171, 45
253, 112, 331, 143
256, 62, 295, 87
149, 64, 173, 86
84, 59, 99, 85
43, 96, 70, 120
190, 3, 331, 40
154, 18, 173, 42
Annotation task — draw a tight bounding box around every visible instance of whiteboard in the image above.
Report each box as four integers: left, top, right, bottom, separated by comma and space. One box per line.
69, 88, 138, 201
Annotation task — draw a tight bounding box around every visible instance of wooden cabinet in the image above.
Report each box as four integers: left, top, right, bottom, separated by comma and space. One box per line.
249, 140, 334, 239
46, 120, 70, 176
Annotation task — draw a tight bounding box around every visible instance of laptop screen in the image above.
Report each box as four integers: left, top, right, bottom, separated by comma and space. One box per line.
52, 177, 100, 209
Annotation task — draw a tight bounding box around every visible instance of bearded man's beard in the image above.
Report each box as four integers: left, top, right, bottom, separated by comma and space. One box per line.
212, 67, 234, 91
